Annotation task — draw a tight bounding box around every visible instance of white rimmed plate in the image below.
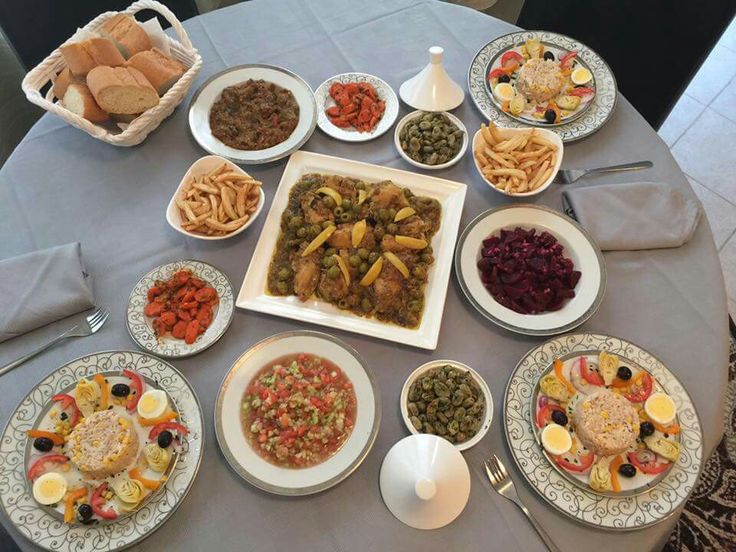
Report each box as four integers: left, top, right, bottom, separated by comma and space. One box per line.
236, 150, 467, 350
504, 333, 703, 530
471, 126, 563, 197
188, 64, 317, 164
399, 360, 493, 451
315, 72, 399, 142
394, 111, 468, 171
0, 350, 204, 551
126, 259, 235, 358
214, 330, 381, 495
166, 155, 265, 240
454, 205, 605, 335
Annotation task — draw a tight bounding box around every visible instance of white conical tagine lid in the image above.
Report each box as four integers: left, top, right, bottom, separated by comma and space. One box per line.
399, 46, 465, 112
379, 434, 471, 530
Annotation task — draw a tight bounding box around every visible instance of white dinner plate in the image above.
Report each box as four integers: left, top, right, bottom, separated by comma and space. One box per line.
0, 351, 204, 551
236, 150, 467, 350
454, 205, 605, 335
126, 259, 235, 358
314, 72, 399, 142
188, 64, 317, 164
504, 333, 703, 530
214, 331, 380, 495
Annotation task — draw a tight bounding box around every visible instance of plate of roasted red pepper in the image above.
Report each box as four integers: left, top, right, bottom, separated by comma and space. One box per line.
314, 72, 399, 142
126, 259, 234, 358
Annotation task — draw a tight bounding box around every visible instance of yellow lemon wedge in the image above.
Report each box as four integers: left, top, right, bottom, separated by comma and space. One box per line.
302, 225, 336, 256
316, 187, 343, 207
394, 207, 415, 222
571, 67, 592, 85
357, 189, 367, 205
394, 235, 428, 249
383, 251, 409, 278
360, 257, 383, 286
352, 219, 367, 248
333, 254, 350, 287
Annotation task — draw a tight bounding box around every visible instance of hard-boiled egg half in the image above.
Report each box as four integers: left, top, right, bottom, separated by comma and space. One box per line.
541, 423, 572, 456
137, 389, 169, 420
493, 82, 515, 103
571, 67, 592, 86
644, 392, 676, 425
33, 472, 67, 505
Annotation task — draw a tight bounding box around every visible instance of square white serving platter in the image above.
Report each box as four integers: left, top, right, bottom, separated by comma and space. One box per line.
236, 151, 467, 349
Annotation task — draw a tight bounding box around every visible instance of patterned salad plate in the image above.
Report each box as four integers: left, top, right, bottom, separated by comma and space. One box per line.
126, 259, 235, 358
314, 72, 399, 142
504, 333, 703, 530
468, 31, 617, 142
0, 351, 204, 551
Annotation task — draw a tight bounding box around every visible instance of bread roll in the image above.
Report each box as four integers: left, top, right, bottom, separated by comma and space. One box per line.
87, 66, 159, 114
53, 67, 84, 100
125, 48, 185, 95
63, 83, 109, 123
59, 37, 125, 76
100, 14, 151, 59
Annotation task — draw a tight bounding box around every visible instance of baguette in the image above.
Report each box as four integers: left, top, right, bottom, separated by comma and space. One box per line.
53, 67, 84, 100
100, 14, 151, 59
125, 48, 185, 95
63, 83, 109, 123
59, 37, 125, 76
87, 66, 159, 114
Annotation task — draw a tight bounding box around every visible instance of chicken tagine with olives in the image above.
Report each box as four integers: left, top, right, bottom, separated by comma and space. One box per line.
267, 174, 441, 328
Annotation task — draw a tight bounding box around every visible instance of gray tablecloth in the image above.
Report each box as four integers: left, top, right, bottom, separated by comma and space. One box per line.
0, 1, 730, 551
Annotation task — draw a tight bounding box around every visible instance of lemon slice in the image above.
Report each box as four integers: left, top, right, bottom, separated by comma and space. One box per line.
316, 187, 343, 207
394, 207, 415, 222
493, 82, 515, 103
394, 235, 428, 249
383, 251, 409, 278
541, 424, 572, 456
571, 67, 592, 85
302, 225, 336, 256
357, 189, 368, 205
360, 257, 383, 286
333, 254, 350, 287
644, 393, 676, 425
352, 219, 367, 248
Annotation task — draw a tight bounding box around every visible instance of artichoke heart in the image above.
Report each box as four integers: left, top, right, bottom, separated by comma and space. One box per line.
539, 373, 570, 402
75, 378, 101, 417
598, 352, 620, 386
643, 436, 681, 462
113, 477, 146, 507
144, 443, 171, 473
589, 456, 613, 492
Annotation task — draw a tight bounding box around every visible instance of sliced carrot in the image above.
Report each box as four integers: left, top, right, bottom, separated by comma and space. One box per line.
27, 429, 65, 446
138, 410, 177, 427
63, 487, 88, 523
93, 374, 108, 411
610, 455, 624, 492
129, 468, 160, 490
554, 359, 576, 395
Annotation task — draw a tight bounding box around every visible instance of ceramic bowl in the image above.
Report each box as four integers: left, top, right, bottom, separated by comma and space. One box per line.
394, 110, 468, 171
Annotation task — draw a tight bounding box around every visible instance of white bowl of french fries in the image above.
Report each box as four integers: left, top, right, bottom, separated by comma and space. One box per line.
167, 155, 265, 240
472, 122, 562, 197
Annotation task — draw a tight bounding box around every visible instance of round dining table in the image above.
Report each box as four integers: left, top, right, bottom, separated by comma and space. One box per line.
0, 0, 730, 550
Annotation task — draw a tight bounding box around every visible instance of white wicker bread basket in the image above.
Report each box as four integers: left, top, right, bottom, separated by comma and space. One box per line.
21, 0, 203, 146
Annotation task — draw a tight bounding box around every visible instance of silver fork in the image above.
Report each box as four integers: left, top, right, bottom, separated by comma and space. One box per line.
554, 160, 653, 184
0, 308, 109, 377
484, 455, 560, 552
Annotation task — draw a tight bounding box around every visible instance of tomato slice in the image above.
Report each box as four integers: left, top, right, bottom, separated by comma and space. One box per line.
501, 51, 524, 66
51, 393, 80, 427
553, 450, 595, 473
560, 51, 578, 69
570, 86, 595, 98
487, 68, 506, 81
627, 451, 669, 474
91, 482, 117, 520
578, 356, 604, 386
624, 372, 653, 402
123, 368, 145, 412
27, 453, 68, 480
148, 421, 189, 441
535, 403, 565, 428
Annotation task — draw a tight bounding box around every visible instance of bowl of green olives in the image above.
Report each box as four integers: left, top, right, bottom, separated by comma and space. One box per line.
400, 360, 493, 451
394, 110, 468, 171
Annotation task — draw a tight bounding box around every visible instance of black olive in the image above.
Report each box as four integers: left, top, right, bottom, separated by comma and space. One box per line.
551, 410, 568, 426
33, 437, 54, 452
157, 430, 174, 448
111, 383, 131, 397
543, 51, 555, 61
77, 503, 93, 522
544, 109, 556, 123
60, 412, 68, 421
618, 463, 637, 478
498, 74, 511, 84
617, 366, 632, 381
639, 421, 655, 438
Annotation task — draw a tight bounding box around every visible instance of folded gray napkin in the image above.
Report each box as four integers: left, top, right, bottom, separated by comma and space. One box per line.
561, 181, 702, 251
0, 243, 94, 343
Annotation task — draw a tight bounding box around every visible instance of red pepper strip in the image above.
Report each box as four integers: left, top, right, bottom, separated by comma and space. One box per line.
560, 51, 578, 69
553, 450, 595, 473
91, 482, 117, 520
123, 368, 144, 413
501, 51, 524, 66
488, 68, 507, 80
26, 429, 65, 446
624, 372, 653, 403
609, 455, 624, 492
51, 394, 81, 427
535, 403, 565, 429
149, 421, 189, 441
579, 356, 604, 386
627, 451, 669, 474
570, 86, 595, 98
27, 454, 68, 480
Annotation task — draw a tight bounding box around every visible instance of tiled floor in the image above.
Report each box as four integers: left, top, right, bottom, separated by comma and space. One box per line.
659, 17, 736, 320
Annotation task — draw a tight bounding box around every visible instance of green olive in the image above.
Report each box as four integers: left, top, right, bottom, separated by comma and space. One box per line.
334, 206, 344, 216
322, 220, 334, 229
278, 267, 291, 280
325, 247, 337, 257
289, 216, 303, 228
424, 245, 433, 254
327, 265, 340, 279
373, 226, 385, 240
341, 199, 352, 210
412, 266, 427, 279
323, 256, 336, 268
378, 208, 390, 222
308, 224, 321, 238
359, 262, 369, 273
349, 255, 361, 267
296, 227, 307, 238
356, 182, 365, 190
358, 248, 369, 260
368, 251, 379, 263
387, 223, 398, 235
403, 188, 414, 198
322, 196, 335, 209
339, 212, 352, 222
421, 253, 433, 264
361, 298, 372, 311
388, 208, 397, 219
276, 281, 288, 294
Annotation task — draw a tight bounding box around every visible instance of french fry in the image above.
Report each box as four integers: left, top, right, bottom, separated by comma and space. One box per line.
221, 187, 238, 220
